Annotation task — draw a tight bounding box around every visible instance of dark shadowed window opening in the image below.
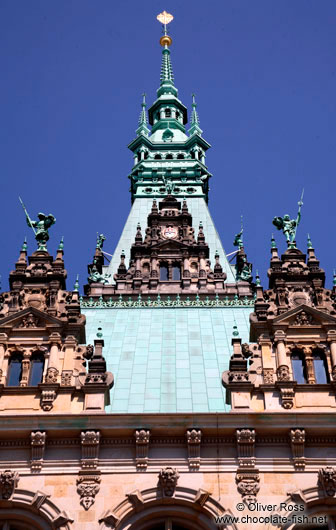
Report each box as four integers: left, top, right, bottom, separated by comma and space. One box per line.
313, 351, 329, 384
291, 351, 307, 384
30, 353, 45, 386
172, 265, 181, 281
165, 108, 171, 118
7, 354, 23, 387
160, 265, 169, 281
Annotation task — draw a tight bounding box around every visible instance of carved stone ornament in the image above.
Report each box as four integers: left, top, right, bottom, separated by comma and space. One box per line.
81, 431, 100, 469
187, 429, 202, 471
263, 368, 274, 384
280, 388, 294, 409
290, 429, 305, 471
135, 429, 150, 444
158, 467, 180, 497
31, 431, 46, 471
236, 429, 256, 468
76, 475, 101, 510
0, 470, 20, 500
85, 373, 107, 384
241, 343, 252, 358
40, 389, 57, 411
290, 428, 305, 445
237, 429, 255, 445
61, 370, 72, 386
187, 429, 202, 444
236, 471, 260, 503
318, 467, 336, 497
228, 371, 249, 382
16, 313, 39, 328
135, 430, 150, 471
84, 344, 94, 360
294, 311, 313, 326
277, 365, 290, 382
45, 367, 58, 384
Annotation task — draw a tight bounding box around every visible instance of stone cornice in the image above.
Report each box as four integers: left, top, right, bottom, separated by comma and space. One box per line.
0, 412, 336, 436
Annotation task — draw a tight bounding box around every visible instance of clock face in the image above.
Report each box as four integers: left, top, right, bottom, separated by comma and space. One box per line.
163, 226, 178, 239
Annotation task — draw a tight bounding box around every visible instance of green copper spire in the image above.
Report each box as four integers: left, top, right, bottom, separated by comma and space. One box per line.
74, 274, 79, 292
232, 324, 239, 337
307, 233, 313, 249
189, 94, 203, 136
271, 234, 276, 249
333, 269, 336, 287
21, 237, 27, 252
255, 270, 261, 286
136, 93, 150, 137
58, 236, 64, 251
157, 41, 177, 98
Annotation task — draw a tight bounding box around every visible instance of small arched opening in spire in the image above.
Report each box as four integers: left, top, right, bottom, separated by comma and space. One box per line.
166, 153, 173, 160
165, 108, 171, 118
177, 153, 184, 159
154, 154, 162, 160
144, 151, 149, 160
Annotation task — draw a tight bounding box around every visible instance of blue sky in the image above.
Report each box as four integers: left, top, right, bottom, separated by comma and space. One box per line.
1, 0, 335, 291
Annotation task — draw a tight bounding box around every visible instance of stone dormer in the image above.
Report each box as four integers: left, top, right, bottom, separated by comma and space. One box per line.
223, 239, 336, 412
0, 243, 113, 414
111, 196, 227, 294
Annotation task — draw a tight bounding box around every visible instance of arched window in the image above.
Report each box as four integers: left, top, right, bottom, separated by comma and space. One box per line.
165, 108, 171, 118
29, 353, 45, 386
154, 154, 162, 160
291, 350, 307, 384
144, 151, 149, 160
172, 265, 181, 281
176, 110, 180, 120
7, 353, 23, 386
137, 152, 141, 163
190, 151, 196, 159
177, 154, 184, 159
313, 350, 329, 384
160, 264, 169, 281
166, 154, 173, 160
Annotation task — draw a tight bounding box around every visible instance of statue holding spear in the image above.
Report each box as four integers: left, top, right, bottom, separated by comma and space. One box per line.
19, 197, 56, 252
272, 190, 304, 247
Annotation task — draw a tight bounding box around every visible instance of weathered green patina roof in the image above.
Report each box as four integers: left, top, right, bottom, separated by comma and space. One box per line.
83, 306, 252, 413
104, 197, 237, 282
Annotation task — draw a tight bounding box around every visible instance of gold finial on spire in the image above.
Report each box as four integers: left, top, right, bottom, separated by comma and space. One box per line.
157, 11, 173, 47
